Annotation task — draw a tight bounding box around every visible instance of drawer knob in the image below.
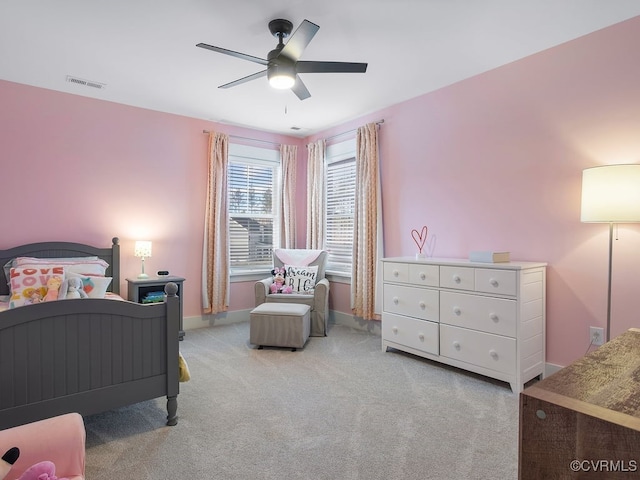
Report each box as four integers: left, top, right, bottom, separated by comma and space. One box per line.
392, 326, 398, 334
489, 313, 499, 322
419, 272, 426, 280
490, 278, 499, 287
418, 333, 424, 341
453, 341, 461, 350
393, 296, 399, 305
419, 301, 426, 310
453, 307, 461, 316
453, 275, 461, 284
393, 270, 399, 277
489, 349, 498, 359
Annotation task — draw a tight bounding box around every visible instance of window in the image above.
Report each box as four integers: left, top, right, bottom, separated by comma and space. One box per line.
228, 144, 280, 273
325, 140, 356, 274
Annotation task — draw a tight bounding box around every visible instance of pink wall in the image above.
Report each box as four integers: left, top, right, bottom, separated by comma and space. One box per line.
0, 80, 302, 319
309, 16, 640, 366
2, 16, 640, 367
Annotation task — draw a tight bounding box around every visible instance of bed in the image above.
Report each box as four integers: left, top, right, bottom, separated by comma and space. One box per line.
0, 237, 180, 430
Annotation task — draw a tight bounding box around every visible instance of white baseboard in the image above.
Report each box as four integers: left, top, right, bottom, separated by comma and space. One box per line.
184, 309, 382, 335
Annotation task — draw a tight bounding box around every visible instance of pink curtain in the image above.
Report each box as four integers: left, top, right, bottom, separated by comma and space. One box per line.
279, 144, 298, 248
352, 122, 382, 320
306, 139, 325, 249
202, 132, 229, 314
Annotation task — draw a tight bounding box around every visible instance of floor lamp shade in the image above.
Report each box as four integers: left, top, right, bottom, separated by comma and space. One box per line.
581, 164, 640, 223
580, 164, 640, 342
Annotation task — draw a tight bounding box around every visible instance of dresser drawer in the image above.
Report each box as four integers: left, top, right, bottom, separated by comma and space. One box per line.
409, 264, 439, 287
383, 284, 439, 321
384, 262, 409, 283
440, 266, 474, 291
440, 324, 516, 375
475, 268, 517, 296
383, 313, 439, 355
440, 291, 517, 337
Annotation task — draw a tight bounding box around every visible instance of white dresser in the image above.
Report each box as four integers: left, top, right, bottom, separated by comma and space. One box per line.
381, 257, 546, 393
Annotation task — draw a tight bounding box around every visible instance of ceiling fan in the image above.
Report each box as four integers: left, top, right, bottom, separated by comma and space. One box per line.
196, 18, 368, 100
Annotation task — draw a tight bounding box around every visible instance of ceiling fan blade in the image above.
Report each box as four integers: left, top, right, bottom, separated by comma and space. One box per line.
196, 43, 268, 66
291, 76, 311, 100
219, 70, 267, 89
296, 61, 368, 74
279, 20, 320, 61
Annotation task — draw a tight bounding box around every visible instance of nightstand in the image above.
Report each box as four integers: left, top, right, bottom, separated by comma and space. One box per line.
126, 276, 185, 340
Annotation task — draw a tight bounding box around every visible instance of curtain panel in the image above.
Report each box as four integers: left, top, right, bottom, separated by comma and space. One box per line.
279, 144, 298, 249
351, 122, 383, 320
202, 132, 229, 314
306, 139, 326, 249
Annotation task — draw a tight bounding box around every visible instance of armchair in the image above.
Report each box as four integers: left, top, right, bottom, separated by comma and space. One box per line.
0, 413, 85, 480
255, 249, 330, 336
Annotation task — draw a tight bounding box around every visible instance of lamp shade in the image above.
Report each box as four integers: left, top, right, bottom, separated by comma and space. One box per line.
581, 164, 640, 223
134, 240, 152, 258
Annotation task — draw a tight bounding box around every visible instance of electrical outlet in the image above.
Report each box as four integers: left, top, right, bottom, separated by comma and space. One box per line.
590, 326, 605, 346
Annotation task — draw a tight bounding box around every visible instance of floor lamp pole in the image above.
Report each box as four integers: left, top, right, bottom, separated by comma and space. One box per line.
606, 222, 613, 342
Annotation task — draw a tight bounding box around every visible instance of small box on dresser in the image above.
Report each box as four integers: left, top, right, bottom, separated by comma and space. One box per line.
381, 257, 546, 393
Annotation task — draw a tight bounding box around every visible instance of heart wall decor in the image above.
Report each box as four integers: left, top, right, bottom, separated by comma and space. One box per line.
411, 226, 428, 255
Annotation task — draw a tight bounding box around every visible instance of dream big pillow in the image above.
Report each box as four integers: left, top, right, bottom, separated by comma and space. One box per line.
284, 265, 318, 293
9, 266, 66, 308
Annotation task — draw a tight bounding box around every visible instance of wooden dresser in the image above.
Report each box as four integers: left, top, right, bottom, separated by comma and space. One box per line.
519, 328, 640, 479
381, 257, 546, 393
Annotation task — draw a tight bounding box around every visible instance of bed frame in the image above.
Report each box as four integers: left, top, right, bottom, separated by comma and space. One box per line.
0, 237, 180, 429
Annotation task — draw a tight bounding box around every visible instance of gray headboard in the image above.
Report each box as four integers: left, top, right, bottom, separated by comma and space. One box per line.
0, 237, 121, 296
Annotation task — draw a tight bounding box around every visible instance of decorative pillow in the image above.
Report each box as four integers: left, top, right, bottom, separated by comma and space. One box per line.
16, 256, 108, 276
9, 266, 66, 308
284, 265, 318, 293
66, 271, 112, 298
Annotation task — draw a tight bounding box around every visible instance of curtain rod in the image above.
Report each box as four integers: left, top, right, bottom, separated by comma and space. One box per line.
202, 130, 281, 147
323, 119, 385, 143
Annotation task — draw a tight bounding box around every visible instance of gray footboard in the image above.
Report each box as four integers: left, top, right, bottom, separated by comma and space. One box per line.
0, 284, 180, 429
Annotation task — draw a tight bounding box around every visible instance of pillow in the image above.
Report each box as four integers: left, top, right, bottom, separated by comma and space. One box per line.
284, 265, 318, 293
16, 256, 108, 276
66, 271, 112, 298
9, 266, 66, 308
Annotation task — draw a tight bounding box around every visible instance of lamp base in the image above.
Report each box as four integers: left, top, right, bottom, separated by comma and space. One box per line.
137, 273, 149, 279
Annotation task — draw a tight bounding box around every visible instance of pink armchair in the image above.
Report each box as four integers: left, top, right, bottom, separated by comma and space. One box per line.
0, 413, 85, 480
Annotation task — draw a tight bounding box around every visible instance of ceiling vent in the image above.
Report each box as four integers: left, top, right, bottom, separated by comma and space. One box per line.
290, 126, 302, 131
66, 75, 106, 90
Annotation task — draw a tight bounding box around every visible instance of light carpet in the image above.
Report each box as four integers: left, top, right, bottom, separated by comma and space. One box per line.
84, 322, 520, 479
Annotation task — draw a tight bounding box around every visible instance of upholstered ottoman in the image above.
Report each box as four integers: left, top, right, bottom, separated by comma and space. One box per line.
250, 303, 311, 351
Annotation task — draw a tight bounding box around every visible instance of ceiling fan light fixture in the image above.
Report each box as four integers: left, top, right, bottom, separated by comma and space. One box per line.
269, 73, 295, 89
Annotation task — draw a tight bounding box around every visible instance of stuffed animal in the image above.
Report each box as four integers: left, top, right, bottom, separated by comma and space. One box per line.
65, 277, 88, 299
1, 448, 69, 480
43, 276, 63, 302
269, 267, 293, 294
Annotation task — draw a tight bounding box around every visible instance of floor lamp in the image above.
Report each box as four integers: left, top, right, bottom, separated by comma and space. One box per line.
580, 164, 640, 342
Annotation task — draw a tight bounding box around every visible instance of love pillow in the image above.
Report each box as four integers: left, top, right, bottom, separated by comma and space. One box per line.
284, 265, 318, 293
9, 266, 65, 308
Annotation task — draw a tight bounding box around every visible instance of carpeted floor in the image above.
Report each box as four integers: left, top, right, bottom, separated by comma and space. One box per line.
84, 322, 520, 479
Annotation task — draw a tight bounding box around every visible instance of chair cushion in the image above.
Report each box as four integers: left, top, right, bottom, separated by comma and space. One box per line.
266, 294, 314, 310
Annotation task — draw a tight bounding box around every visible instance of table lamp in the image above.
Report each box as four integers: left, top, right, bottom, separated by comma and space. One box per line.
134, 240, 152, 279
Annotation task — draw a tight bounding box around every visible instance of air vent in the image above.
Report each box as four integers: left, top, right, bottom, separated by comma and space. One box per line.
290, 126, 302, 131
66, 75, 106, 90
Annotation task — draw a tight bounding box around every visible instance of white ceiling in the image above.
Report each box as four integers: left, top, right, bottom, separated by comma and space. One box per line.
1, 1, 639, 137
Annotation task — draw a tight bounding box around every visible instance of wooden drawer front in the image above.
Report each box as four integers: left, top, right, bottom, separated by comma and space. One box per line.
408, 264, 439, 287
383, 313, 439, 355
440, 266, 474, 291
440, 292, 517, 337
384, 262, 409, 283
383, 284, 439, 321
475, 269, 517, 296
440, 325, 516, 375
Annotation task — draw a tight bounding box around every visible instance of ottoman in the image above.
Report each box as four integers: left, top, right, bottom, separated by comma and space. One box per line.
250, 303, 311, 351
